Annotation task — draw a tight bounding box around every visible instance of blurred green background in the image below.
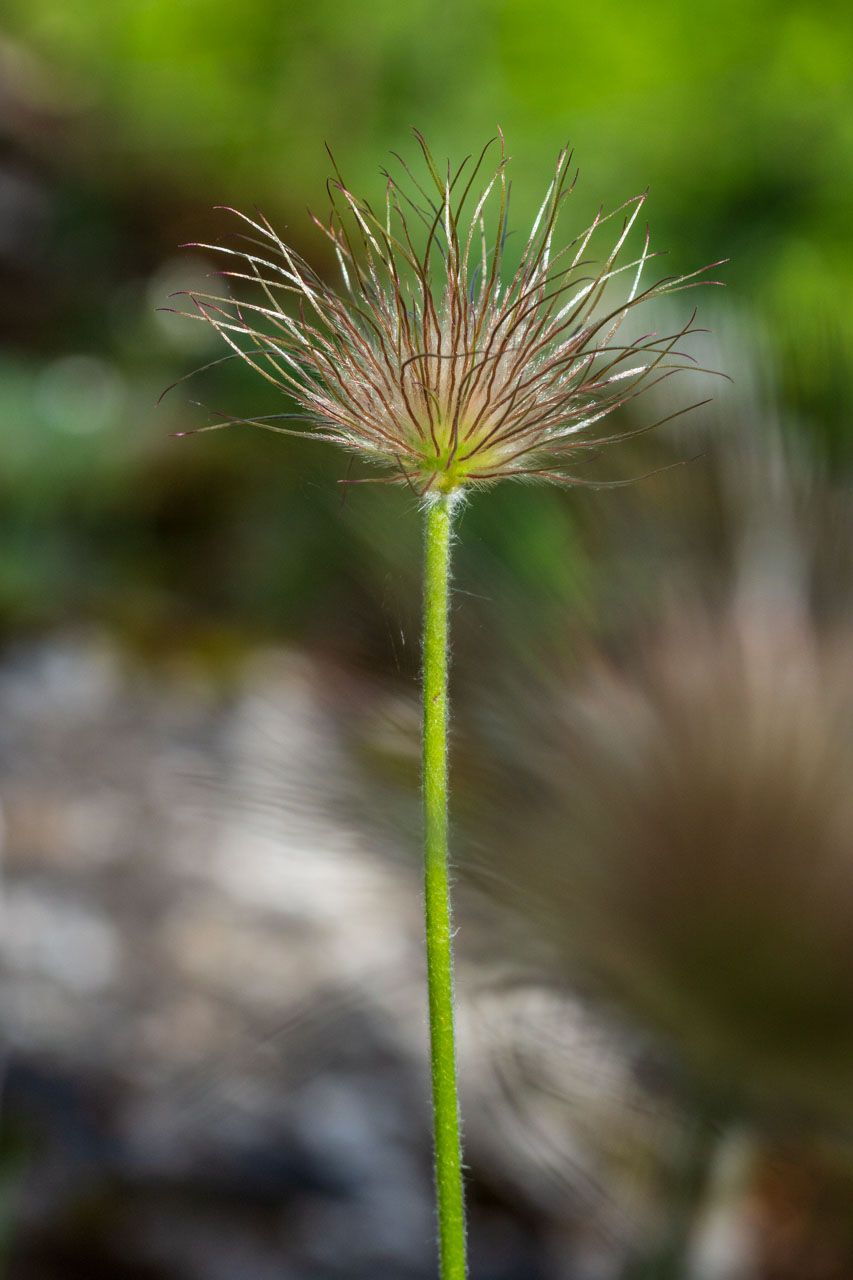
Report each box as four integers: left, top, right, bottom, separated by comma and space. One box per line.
1, 0, 850, 654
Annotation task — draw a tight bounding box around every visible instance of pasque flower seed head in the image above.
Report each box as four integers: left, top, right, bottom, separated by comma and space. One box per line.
174, 132, 723, 495
165, 135, 727, 1280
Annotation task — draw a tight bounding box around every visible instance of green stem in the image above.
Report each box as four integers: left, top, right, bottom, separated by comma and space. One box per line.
422, 492, 467, 1279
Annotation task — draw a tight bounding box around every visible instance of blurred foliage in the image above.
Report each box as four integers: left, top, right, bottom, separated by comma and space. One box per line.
0, 0, 850, 650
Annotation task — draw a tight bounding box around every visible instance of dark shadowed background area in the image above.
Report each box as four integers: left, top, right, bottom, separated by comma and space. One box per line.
1, 3, 853, 1277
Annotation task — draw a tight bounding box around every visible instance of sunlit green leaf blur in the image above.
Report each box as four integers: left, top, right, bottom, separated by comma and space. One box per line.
1, 0, 850, 655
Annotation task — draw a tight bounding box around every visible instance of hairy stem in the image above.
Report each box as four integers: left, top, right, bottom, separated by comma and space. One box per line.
422, 492, 466, 1279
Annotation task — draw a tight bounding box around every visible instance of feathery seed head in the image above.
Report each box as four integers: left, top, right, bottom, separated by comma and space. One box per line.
176, 133, 723, 496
